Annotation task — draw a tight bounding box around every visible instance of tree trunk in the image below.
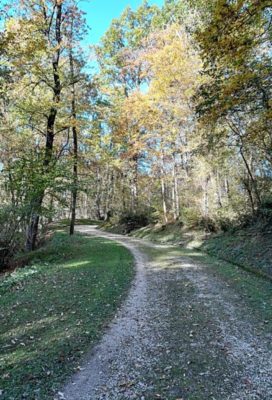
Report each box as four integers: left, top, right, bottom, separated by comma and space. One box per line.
95, 167, 103, 220
239, 146, 261, 211
216, 171, 223, 208
172, 154, 180, 220
25, 207, 41, 252
203, 176, 210, 218
161, 175, 168, 224
121, 172, 127, 213
243, 177, 255, 214
25, 3, 62, 251
70, 123, 78, 235
69, 29, 78, 235
131, 155, 138, 213
104, 171, 114, 221
160, 153, 168, 224
225, 177, 230, 201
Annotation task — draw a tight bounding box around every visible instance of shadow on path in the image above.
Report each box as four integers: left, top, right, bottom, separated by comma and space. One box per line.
60, 226, 272, 400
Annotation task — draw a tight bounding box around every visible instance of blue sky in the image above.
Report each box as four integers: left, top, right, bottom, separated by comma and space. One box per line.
80, 0, 164, 45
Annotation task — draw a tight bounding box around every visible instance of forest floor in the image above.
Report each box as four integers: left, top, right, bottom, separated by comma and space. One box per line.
0, 231, 134, 399
61, 226, 272, 400
131, 223, 272, 279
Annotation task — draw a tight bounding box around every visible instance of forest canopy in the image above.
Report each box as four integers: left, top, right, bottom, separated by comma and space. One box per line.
0, 0, 271, 266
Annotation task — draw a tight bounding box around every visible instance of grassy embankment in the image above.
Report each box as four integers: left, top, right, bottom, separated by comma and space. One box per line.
131, 222, 272, 279
0, 230, 134, 399
140, 244, 272, 399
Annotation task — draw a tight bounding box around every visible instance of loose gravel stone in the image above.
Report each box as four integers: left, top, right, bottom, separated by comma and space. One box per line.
61, 226, 272, 400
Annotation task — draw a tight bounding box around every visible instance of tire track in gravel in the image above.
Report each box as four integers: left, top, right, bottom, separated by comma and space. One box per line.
59, 226, 272, 400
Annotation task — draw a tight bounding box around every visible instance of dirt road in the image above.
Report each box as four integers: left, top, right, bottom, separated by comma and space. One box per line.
61, 226, 272, 400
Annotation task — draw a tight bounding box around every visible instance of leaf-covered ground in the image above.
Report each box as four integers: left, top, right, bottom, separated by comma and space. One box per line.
62, 226, 272, 400
131, 222, 272, 279
0, 232, 134, 399
202, 228, 272, 279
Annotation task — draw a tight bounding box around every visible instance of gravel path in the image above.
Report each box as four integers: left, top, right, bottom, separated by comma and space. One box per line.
60, 226, 272, 400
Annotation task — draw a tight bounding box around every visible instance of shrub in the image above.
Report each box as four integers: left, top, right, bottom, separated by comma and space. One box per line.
0, 206, 25, 270
197, 216, 219, 233
258, 198, 272, 219
119, 211, 153, 233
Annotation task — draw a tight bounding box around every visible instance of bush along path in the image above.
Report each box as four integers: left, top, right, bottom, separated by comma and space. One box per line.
61, 226, 272, 400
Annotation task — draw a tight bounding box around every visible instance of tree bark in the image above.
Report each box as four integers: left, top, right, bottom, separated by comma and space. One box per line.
172, 154, 180, 220
69, 26, 78, 235
216, 170, 223, 208
239, 146, 261, 210
70, 122, 78, 235
25, 3, 62, 251
130, 155, 138, 213
104, 171, 114, 221
160, 153, 168, 224
203, 176, 210, 218
95, 167, 103, 220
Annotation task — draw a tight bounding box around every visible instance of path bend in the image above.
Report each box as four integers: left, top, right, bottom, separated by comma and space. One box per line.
60, 226, 272, 400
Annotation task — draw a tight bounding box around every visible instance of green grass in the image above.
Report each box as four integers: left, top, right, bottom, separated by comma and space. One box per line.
132, 224, 183, 243
202, 229, 272, 279
56, 218, 102, 227
133, 224, 272, 329
189, 249, 272, 332
141, 245, 272, 399
143, 245, 272, 334
132, 222, 272, 280
0, 232, 134, 400
131, 223, 205, 248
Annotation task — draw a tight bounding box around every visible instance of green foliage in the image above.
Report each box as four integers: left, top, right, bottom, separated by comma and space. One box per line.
95, 0, 159, 90
0, 206, 25, 269
1, 0, 272, 259
0, 0, 92, 253
195, 1, 272, 162
202, 226, 272, 279
258, 197, 272, 220
119, 211, 154, 233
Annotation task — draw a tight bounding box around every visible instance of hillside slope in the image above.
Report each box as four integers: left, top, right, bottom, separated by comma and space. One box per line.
130, 221, 272, 279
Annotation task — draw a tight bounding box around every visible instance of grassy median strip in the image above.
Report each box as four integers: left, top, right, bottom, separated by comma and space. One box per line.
0, 232, 134, 399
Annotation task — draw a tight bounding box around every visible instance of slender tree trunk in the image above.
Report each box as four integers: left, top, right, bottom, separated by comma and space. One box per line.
101, 164, 109, 218
203, 176, 210, 218
69, 35, 78, 235
160, 153, 168, 224
172, 184, 176, 220
70, 122, 78, 235
104, 171, 114, 221
216, 171, 223, 208
171, 156, 176, 220
48, 195, 54, 223
172, 154, 180, 220
121, 172, 127, 213
131, 155, 138, 213
25, 3, 62, 251
239, 146, 261, 210
95, 167, 103, 220
243, 177, 255, 214
25, 206, 41, 252
225, 177, 231, 201
161, 175, 168, 224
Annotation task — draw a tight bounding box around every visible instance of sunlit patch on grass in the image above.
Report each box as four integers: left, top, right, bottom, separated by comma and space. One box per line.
62, 260, 90, 269
0, 232, 134, 399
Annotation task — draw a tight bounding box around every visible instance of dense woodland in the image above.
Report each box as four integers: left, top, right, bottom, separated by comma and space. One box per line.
0, 0, 271, 266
